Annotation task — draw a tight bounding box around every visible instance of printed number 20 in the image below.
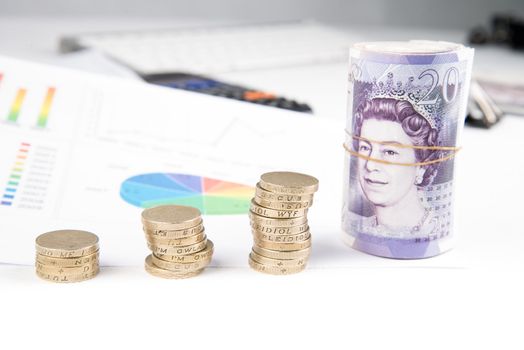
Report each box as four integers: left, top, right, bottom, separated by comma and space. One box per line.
417, 67, 459, 105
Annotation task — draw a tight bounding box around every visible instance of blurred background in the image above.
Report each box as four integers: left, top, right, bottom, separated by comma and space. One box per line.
1, 0, 522, 29
0, 0, 523, 124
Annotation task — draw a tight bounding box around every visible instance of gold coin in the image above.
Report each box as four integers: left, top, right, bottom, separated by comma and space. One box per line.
253, 229, 310, 243
249, 212, 307, 227
147, 238, 207, 256
248, 255, 306, 275
35, 230, 99, 258
144, 223, 204, 239
154, 240, 214, 263
146, 230, 206, 247
36, 261, 99, 275
252, 245, 311, 260
250, 251, 307, 267
36, 268, 99, 283
141, 205, 202, 230
250, 222, 308, 235
151, 254, 212, 272
255, 183, 314, 202
259, 172, 319, 195
35, 251, 99, 267
253, 195, 313, 210
254, 237, 311, 251
250, 199, 307, 219
144, 255, 203, 279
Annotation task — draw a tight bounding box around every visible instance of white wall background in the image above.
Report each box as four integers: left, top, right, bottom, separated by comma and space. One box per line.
0, 0, 523, 29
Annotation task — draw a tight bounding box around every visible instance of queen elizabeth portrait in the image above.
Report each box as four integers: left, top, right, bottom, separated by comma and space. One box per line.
349, 97, 444, 238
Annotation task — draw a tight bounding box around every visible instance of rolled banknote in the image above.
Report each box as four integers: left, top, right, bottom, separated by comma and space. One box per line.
342, 41, 474, 259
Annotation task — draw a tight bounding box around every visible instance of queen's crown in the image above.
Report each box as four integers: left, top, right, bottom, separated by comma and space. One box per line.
360, 72, 441, 129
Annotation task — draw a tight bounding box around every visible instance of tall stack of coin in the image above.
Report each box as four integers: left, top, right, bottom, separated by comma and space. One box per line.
141, 205, 213, 279
35, 229, 100, 283
248, 171, 319, 275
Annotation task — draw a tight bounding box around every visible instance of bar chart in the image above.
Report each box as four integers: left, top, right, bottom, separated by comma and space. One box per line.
0, 140, 58, 210
0, 72, 57, 129
36, 87, 56, 128
1, 142, 30, 207
7, 88, 26, 123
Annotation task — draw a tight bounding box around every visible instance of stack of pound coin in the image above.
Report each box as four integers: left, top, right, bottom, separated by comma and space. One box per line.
35, 230, 100, 283
248, 171, 319, 275
141, 205, 213, 279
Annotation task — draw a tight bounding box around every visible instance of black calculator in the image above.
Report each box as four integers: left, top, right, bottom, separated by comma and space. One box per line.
141, 73, 313, 114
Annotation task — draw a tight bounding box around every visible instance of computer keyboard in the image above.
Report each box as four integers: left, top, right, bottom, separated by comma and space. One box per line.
60, 21, 350, 75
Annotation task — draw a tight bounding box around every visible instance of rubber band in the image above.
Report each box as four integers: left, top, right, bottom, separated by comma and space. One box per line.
342, 143, 461, 167
345, 129, 461, 151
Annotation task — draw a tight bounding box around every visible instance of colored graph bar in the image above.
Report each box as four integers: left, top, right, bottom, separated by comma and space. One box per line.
1, 142, 30, 208
7, 88, 27, 123
36, 87, 56, 128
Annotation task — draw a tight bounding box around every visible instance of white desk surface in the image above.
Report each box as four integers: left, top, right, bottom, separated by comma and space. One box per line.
1, 16, 523, 350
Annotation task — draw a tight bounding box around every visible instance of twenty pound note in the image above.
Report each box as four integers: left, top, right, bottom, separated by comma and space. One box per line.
342, 41, 474, 259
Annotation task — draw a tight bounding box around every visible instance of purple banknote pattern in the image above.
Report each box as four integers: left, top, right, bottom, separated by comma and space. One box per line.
342, 41, 474, 259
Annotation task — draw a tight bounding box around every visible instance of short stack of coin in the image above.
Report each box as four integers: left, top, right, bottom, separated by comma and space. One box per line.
141, 205, 213, 279
35, 229, 100, 283
248, 171, 319, 275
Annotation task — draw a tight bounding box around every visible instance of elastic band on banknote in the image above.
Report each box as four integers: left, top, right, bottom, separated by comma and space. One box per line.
343, 132, 461, 167
346, 130, 461, 151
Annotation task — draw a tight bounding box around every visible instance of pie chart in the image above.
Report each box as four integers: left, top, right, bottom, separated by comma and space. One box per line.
120, 173, 254, 215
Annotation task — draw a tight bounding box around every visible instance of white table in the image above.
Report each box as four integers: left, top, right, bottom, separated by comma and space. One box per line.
1, 16, 523, 350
